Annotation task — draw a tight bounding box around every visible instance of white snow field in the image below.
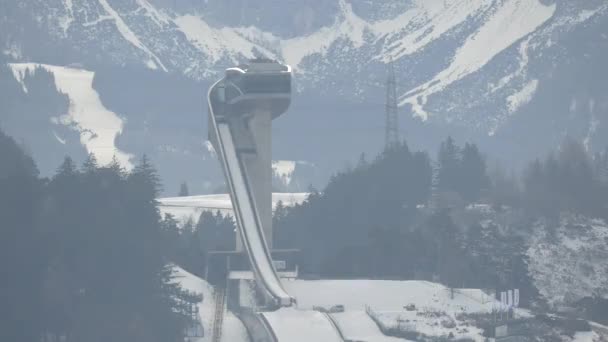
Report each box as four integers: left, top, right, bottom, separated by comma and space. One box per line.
9, 63, 134, 169
284, 279, 504, 341
262, 308, 344, 342
172, 266, 248, 342
171, 270, 509, 341
157, 193, 309, 225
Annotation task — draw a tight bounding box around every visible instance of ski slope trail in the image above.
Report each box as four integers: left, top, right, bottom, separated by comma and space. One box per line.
9, 63, 133, 169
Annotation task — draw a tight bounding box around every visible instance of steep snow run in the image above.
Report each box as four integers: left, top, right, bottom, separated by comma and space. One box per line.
97, 0, 167, 71
9, 63, 134, 169
401, 0, 556, 119
59, 0, 74, 34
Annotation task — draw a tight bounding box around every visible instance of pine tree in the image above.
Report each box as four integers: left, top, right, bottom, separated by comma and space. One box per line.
437, 136, 461, 194
459, 143, 489, 202
130, 154, 162, 201
179, 181, 190, 197
82, 153, 98, 173
0, 129, 45, 342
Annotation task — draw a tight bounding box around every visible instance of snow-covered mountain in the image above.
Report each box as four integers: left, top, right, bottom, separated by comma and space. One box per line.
1, 0, 607, 191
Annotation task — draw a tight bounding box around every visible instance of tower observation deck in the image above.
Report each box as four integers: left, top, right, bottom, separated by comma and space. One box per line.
207, 59, 294, 308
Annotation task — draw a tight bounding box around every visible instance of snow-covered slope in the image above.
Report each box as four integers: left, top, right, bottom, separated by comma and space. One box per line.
402, 0, 556, 120
9, 63, 133, 169
284, 279, 507, 341
172, 266, 248, 342
262, 308, 344, 342
527, 215, 608, 308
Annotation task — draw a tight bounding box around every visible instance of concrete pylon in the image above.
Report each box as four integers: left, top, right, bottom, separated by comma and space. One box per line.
240, 110, 273, 250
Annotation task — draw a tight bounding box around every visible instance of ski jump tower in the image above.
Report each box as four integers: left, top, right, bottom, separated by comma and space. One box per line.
207, 59, 294, 307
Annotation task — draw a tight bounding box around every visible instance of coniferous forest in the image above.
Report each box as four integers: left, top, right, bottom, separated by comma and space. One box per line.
0, 129, 200, 342
2, 124, 608, 341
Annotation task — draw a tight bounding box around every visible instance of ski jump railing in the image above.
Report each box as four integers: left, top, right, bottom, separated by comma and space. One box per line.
207, 79, 294, 308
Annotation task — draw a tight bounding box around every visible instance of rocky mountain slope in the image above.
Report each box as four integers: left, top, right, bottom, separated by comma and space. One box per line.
1, 0, 607, 191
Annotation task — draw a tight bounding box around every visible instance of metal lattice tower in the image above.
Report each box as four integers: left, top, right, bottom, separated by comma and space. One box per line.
385, 59, 399, 148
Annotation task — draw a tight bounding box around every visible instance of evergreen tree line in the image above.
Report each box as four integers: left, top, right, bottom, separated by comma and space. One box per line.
272, 137, 608, 307
161, 210, 236, 281
0, 129, 199, 342
522, 138, 608, 218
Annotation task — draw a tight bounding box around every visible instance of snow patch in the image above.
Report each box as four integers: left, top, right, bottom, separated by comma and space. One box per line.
506, 79, 538, 113
489, 36, 533, 94
52, 131, 66, 145
135, 0, 170, 26
2, 43, 23, 60
401, 0, 556, 119
59, 0, 74, 34
10, 63, 134, 170
272, 160, 296, 184
9, 66, 29, 93
527, 216, 608, 307
97, 0, 168, 72
174, 15, 277, 65
573, 331, 600, 342
204, 140, 217, 158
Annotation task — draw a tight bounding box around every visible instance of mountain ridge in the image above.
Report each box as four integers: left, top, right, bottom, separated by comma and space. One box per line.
1, 0, 607, 192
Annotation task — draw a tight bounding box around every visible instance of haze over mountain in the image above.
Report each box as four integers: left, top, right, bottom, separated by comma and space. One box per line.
1, 0, 607, 193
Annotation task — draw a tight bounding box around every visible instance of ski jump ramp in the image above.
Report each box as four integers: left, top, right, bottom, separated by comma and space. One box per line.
207, 59, 344, 341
